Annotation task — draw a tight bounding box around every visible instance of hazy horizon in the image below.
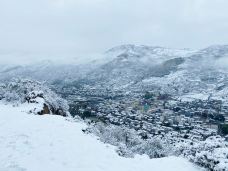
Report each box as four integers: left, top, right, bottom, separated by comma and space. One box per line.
1, 0, 228, 64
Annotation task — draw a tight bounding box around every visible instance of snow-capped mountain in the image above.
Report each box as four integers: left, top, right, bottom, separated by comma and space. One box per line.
75, 45, 193, 89
138, 45, 228, 101
1, 44, 228, 101
0, 60, 98, 84
106, 44, 194, 62
0, 44, 193, 85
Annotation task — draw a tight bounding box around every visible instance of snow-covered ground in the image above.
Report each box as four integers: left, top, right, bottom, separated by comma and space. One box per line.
0, 102, 204, 171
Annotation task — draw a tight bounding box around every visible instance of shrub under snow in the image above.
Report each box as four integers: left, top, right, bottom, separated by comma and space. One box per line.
176, 136, 228, 171
87, 122, 228, 171
0, 78, 69, 116
87, 122, 173, 158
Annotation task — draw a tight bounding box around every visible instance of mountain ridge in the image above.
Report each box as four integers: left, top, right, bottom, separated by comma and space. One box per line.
1, 44, 228, 102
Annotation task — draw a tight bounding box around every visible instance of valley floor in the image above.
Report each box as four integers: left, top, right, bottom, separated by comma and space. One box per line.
0, 102, 204, 171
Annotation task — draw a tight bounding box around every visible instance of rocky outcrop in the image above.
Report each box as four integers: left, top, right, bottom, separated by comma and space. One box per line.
37, 103, 51, 115
0, 79, 69, 117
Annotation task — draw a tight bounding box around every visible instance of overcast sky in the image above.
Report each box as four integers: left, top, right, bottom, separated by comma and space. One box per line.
1, 0, 228, 64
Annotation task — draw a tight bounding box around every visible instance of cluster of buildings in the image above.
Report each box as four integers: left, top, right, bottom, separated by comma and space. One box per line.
64, 88, 228, 141
54, 84, 228, 141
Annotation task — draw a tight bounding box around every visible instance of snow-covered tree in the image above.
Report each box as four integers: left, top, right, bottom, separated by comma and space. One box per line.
0, 78, 69, 116
178, 136, 228, 171
89, 122, 173, 158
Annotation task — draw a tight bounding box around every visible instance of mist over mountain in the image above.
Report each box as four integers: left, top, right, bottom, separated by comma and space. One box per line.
1, 44, 228, 106
0, 44, 227, 85
2, 1, 228, 170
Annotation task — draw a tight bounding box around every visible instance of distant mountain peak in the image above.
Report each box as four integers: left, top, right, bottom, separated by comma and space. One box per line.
106, 44, 163, 54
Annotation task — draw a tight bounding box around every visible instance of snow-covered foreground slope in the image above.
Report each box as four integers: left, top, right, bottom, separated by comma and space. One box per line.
0, 102, 204, 171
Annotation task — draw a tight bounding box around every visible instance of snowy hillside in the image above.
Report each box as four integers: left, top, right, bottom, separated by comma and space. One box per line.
106, 44, 194, 64
0, 44, 194, 84
2, 44, 225, 98
0, 102, 203, 171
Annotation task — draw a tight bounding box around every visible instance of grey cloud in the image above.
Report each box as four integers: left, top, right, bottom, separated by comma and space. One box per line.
0, 0, 228, 64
